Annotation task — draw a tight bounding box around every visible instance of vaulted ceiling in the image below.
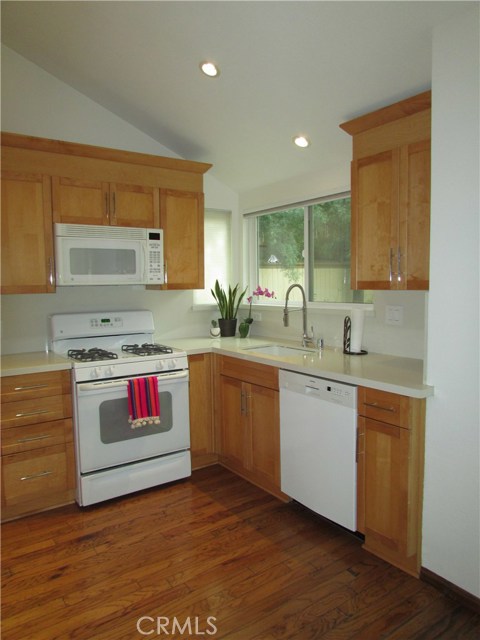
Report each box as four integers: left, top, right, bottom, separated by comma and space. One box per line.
1, 1, 468, 196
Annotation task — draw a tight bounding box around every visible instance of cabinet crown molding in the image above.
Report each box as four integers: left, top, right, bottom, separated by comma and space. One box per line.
1, 131, 212, 175
339, 91, 431, 136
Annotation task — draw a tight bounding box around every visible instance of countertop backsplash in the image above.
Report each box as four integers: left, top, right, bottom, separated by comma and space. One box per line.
0, 287, 427, 360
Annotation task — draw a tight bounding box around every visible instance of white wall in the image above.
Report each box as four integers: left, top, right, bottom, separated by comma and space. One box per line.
0, 46, 239, 353
423, 6, 479, 597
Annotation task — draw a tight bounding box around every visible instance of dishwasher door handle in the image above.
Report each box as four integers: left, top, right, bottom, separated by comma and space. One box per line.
305, 385, 321, 395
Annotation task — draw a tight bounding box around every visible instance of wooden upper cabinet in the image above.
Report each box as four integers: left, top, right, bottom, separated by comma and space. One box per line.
1, 171, 55, 294
159, 189, 204, 289
52, 177, 160, 228
2, 132, 211, 293
52, 177, 109, 225
341, 91, 431, 290
111, 182, 160, 228
351, 149, 399, 289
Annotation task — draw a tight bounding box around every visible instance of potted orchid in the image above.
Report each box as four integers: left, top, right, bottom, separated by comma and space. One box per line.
239, 286, 276, 338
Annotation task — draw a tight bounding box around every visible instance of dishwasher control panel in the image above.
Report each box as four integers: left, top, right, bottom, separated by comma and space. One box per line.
280, 369, 357, 409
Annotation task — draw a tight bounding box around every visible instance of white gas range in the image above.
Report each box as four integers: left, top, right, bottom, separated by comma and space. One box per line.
49, 310, 191, 506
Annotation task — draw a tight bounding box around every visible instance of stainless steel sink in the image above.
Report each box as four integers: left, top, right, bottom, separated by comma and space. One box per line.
242, 344, 315, 357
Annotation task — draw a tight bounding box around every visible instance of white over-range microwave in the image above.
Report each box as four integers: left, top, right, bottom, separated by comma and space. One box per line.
54, 223, 164, 286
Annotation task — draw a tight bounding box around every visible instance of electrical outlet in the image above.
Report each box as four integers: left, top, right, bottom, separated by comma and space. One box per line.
252, 312, 262, 321
385, 305, 404, 326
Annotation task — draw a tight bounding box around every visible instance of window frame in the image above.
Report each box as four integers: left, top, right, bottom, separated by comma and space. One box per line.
244, 192, 373, 311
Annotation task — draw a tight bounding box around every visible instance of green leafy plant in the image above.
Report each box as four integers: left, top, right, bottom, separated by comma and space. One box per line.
211, 280, 247, 320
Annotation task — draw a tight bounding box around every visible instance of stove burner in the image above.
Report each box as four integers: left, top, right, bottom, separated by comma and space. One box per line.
68, 348, 119, 362
122, 343, 173, 356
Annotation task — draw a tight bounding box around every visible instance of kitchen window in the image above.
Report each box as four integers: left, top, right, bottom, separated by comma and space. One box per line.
193, 209, 232, 305
245, 193, 372, 304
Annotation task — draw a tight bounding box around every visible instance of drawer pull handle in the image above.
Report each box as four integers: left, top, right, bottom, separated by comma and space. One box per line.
14, 384, 49, 391
364, 401, 396, 413
20, 470, 53, 481
17, 434, 53, 444
15, 409, 51, 418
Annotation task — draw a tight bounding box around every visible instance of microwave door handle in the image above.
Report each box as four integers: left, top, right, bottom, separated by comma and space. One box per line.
142, 242, 148, 283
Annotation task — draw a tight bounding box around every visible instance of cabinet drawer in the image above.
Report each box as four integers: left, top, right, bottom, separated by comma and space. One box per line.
1, 370, 71, 403
1, 445, 68, 506
1, 419, 69, 455
219, 356, 279, 390
1, 394, 72, 429
358, 387, 410, 428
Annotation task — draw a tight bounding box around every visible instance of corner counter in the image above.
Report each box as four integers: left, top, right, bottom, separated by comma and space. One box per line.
166, 337, 433, 399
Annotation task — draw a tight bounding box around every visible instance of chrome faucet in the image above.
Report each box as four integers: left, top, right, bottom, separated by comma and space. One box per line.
283, 284, 315, 348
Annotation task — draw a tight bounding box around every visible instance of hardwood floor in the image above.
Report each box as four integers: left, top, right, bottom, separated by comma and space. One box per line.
2, 465, 479, 639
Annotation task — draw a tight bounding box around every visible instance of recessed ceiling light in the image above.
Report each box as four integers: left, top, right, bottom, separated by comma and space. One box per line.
200, 61, 220, 77
293, 135, 311, 148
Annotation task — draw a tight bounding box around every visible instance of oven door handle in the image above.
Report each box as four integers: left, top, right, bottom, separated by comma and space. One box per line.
78, 370, 188, 392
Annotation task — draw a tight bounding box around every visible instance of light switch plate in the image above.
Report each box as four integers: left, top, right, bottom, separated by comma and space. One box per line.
385, 305, 404, 326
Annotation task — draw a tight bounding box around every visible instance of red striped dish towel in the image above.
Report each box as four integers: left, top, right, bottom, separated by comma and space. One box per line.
127, 376, 160, 428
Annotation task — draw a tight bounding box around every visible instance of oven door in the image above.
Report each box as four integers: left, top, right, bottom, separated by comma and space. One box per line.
75, 370, 189, 473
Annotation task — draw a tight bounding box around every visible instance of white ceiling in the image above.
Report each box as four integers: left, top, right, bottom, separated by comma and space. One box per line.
0, 1, 469, 196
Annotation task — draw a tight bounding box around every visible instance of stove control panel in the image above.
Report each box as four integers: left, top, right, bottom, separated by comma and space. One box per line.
73, 354, 189, 382
156, 359, 178, 371
89, 316, 123, 329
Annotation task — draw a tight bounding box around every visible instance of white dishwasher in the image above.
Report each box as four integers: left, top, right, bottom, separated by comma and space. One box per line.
279, 369, 357, 531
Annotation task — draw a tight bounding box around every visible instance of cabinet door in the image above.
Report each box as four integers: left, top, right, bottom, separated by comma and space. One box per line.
219, 376, 245, 470
52, 176, 109, 225
111, 183, 160, 228
188, 353, 216, 469
249, 384, 280, 487
400, 140, 430, 290
160, 189, 204, 289
1, 171, 55, 294
1, 445, 68, 508
351, 150, 400, 290
364, 418, 411, 565
356, 417, 365, 534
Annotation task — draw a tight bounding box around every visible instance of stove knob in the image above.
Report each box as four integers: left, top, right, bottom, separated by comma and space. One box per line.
91, 367, 102, 379
156, 360, 166, 371
168, 359, 177, 369
106, 366, 114, 377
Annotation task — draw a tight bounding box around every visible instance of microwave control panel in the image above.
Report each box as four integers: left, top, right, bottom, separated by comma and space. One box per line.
146, 230, 164, 284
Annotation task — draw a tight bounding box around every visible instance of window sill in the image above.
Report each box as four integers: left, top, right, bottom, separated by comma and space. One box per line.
192, 302, 374, 314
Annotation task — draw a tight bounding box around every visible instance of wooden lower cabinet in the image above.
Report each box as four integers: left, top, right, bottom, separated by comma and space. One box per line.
357, 386, 425, 576
217, 356, 282, 498
188, 353, 217, 469
0, 370, 75, 521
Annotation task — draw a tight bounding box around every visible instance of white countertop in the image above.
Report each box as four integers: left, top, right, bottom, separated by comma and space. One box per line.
0, 337, 434, 398
0, 351, 71, 377
166, 336, 433, 399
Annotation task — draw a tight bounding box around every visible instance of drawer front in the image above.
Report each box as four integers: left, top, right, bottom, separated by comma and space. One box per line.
1, 419, 69, 455
219, 356, 279, 390
1, 370, 71, 403
2, 445, 68, 506
358, 387, 410, 428
1, 394, 71, 429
